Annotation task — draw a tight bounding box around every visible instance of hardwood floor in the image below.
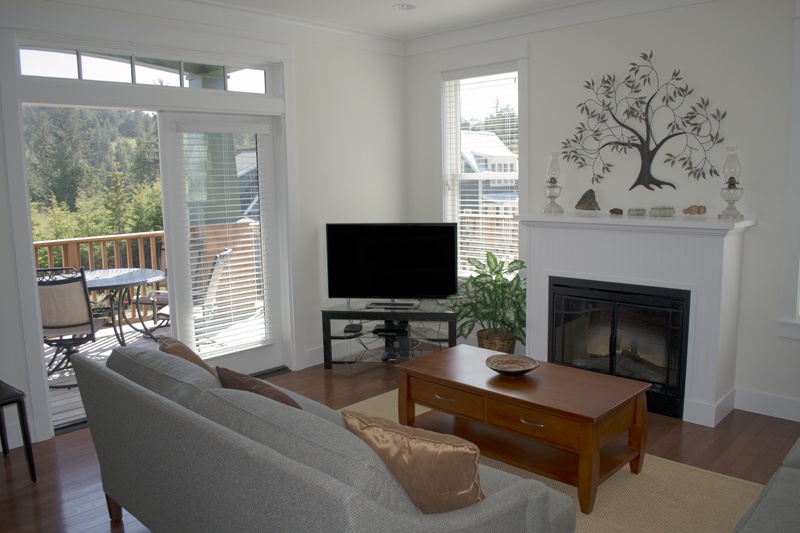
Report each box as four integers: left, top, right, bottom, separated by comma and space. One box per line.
3, 360, 799, 532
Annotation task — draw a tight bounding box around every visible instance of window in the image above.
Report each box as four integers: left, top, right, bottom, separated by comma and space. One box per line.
19, 47, 271, 94
443, 70, 519, 274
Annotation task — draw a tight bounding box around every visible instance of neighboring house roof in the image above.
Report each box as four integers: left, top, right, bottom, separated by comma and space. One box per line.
236, 149, 260, 219
460, 130, 517, 173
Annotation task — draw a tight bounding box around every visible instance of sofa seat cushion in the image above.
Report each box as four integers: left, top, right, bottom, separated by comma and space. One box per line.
341, 410, 484, 514
783, 438, 800, 469
106, 346, 220, 409
734, 467, 800, 532
192, 388, 418, 514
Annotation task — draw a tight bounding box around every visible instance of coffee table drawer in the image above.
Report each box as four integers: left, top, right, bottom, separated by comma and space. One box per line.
409, 378, 484, 420
487, 398, 581, 449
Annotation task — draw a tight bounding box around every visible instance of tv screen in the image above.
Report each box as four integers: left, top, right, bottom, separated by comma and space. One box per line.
326, 223, 458, 302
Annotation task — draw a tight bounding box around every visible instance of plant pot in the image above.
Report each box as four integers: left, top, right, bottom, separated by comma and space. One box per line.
476, 329, 516, 354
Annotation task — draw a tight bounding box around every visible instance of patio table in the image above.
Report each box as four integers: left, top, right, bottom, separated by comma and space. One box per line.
85, 268, 165, 346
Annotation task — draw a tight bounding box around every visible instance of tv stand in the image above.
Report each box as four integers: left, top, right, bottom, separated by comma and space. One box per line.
321, 300, 457, 369
366, 300, 419, 309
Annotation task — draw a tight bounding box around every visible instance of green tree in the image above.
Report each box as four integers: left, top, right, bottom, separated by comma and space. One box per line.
104, 166, 131, 234
130, 115, 160, 185
30, 195, 76, 241
73, 191, 108, 238
45, 108, 93, 209
25, 106, 163, 239
128, 181, 164, 233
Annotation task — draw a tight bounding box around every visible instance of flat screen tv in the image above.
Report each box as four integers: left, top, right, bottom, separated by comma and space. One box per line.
326, 222, 458, 307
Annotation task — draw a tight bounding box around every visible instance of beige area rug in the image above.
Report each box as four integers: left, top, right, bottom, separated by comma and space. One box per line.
342, 390, 763, 533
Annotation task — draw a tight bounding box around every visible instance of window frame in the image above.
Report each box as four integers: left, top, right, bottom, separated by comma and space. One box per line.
438, 55, 529, 277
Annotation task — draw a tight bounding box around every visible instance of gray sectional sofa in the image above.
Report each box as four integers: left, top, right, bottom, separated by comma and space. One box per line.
73, 346, 575, 532
733, 436, 800, 532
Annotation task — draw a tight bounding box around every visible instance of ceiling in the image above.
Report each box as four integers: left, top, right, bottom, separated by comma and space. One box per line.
184, 0, 593, 41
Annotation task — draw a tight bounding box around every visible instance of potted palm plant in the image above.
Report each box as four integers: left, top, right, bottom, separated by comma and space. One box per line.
445, 252, 526, 354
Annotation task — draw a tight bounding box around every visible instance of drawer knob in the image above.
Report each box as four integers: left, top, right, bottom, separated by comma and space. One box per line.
434, 393, 455, 402
519, 418, 544, 428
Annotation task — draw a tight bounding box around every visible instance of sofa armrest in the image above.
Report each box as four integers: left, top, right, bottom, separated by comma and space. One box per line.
343, 478, 575, 533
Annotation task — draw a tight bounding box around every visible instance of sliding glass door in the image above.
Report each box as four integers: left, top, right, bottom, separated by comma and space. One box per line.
159, 113, 284, 370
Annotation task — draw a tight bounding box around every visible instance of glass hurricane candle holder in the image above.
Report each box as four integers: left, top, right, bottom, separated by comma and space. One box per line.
542, 152, 564, 214
718, 147, 743, 220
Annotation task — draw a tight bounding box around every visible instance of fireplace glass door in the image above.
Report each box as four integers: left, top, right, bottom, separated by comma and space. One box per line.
549, 277, 689, 417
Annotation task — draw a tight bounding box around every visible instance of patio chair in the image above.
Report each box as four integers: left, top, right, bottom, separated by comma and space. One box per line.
134, 242, 170, 329
37, 267, 106, 383
155, 248, 232, 324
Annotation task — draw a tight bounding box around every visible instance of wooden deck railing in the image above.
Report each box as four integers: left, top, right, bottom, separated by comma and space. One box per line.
34, 231, 166, 317
33, 230, 165, 272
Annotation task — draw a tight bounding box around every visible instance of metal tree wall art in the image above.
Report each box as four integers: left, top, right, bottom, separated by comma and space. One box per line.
562, 51, 726, 190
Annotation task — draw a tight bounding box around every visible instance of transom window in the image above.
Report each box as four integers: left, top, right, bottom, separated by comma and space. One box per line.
20, 47, 271, 95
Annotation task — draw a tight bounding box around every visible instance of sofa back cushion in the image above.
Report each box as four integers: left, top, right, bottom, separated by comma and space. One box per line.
106, 346, 220, 409
192, 388, 418, 514
264, 382, 344, 427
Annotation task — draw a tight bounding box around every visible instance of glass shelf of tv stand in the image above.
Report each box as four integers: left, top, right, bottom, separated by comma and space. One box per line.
321, 300, 457, 369
329, 325, 450, 342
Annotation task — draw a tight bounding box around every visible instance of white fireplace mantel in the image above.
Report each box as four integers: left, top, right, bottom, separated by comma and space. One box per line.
518, 213, 756, 427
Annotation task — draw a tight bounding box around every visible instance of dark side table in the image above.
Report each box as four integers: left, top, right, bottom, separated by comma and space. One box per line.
0, 380, 36, 482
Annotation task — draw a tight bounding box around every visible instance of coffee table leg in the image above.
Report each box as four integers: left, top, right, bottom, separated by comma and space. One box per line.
577, 425, 600, 514
628, 392, 648, 473
398, 373, 414, 425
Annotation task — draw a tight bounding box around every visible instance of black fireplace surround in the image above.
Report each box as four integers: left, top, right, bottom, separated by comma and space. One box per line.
548, 276, 690, 418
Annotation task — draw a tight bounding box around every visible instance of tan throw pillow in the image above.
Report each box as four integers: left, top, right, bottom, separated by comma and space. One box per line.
158, 336, 218, 378
341, 410, 484, 514
216, 367, 302, 410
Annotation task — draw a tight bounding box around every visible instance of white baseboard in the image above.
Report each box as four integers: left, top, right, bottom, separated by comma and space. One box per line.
734, 387, 800, 423
683, 387, 735, 428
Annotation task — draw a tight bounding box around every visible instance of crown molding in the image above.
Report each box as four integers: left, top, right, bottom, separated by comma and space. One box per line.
38, 0, 406, 56
405, 0, 716, 56
16, 0, 715, 58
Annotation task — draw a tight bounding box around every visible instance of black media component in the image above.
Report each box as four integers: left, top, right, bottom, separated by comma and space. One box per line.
343, 324, 363, 334
325, 223, 458, 305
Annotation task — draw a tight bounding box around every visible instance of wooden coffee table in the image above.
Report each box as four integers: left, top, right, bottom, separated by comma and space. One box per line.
396, 345, 650, 514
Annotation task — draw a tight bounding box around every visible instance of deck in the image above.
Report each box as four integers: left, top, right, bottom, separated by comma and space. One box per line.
46, 323, 169, 430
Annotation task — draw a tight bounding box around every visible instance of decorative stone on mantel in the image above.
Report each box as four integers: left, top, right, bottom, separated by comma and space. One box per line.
518, 213, 756, 428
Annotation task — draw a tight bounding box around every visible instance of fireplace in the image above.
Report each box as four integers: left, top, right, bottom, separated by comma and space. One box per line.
518, 213, 755, 427
548, 276, 689, 417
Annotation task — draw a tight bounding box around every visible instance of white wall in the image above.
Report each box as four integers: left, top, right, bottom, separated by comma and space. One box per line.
290, 42, 407, 367
406, 0, 800, 420
0, 0, 406, 443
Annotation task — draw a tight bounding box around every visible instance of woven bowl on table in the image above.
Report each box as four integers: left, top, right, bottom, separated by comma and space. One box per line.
485, 354, 539, 378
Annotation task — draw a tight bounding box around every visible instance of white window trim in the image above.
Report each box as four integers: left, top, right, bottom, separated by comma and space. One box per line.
779, 1, 800, 340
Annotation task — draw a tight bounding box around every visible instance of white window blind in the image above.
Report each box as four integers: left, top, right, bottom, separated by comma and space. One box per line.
443, 71, 519, 274
177, 128, 271, 355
